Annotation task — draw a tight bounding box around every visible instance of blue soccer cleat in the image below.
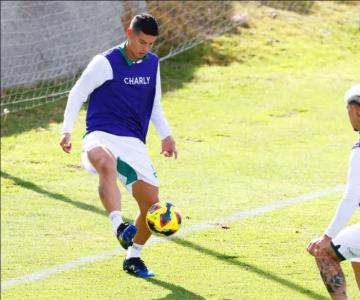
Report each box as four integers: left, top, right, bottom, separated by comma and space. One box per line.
116, 222, 137, 250
123, 257, 155, 278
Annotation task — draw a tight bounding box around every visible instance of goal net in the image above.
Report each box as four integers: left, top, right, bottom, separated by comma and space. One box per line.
1, 1, 240, 115
3, 1, 357, 116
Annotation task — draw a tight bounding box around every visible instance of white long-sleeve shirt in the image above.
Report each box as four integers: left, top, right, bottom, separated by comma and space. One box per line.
325, 145, 360, 238
62, 54, 171, 140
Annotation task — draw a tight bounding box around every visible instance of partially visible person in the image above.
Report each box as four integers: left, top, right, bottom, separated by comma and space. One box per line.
307, 84, 360, 299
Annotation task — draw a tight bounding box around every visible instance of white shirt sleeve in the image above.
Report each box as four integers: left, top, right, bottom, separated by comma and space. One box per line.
61, 54, 113, 133
150, 63, 171, 140
325, 148, 360, 238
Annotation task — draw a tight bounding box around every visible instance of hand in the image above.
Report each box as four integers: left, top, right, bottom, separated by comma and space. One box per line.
307, 234, 332, 257
161, 135, 177, 159
59, 132, 72, 153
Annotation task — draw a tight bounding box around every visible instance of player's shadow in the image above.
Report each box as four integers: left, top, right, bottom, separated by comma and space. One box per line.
171, 238, 327, 300
1, 171, 130, 223
145, 277, 206, 300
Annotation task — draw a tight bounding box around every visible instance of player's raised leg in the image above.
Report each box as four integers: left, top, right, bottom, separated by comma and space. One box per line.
132, 180, 159, 244
87, 146, 137, 249
123, 180, 159, 277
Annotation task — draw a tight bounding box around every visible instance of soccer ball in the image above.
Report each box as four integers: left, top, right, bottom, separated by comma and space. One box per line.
146, 202, 182, 237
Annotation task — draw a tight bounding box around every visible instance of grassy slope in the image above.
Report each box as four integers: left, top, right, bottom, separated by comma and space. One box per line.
2, 1, 360, 299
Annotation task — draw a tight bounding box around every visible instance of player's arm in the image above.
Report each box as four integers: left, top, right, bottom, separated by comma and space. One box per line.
308, 149, 360, 255
307, 197, 358, 256
150, 63, 177, 159
60, 55, 112, 153
324, 149, 360, 238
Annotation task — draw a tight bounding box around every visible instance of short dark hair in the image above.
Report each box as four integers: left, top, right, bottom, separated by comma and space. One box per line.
348, 95, 360, 106
130, 13, 159, 36
349, 100, 360, 107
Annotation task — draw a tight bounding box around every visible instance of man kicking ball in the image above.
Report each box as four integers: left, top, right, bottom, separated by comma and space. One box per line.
60, 14, 177, 278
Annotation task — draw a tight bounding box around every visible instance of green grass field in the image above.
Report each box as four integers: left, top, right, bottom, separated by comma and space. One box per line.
1, 1, 360, 299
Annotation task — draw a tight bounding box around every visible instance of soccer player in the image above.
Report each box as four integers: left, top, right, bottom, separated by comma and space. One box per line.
59, 14, 177, 278
307, 84, 360, 299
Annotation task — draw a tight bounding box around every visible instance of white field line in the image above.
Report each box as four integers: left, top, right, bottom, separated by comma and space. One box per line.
1, 184, 345, 291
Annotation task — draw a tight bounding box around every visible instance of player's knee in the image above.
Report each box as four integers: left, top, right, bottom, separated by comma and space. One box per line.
99, 162, 116, 176
315, 249, 339, 266
132, 180, 159, 204
92, 156, 116, 175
